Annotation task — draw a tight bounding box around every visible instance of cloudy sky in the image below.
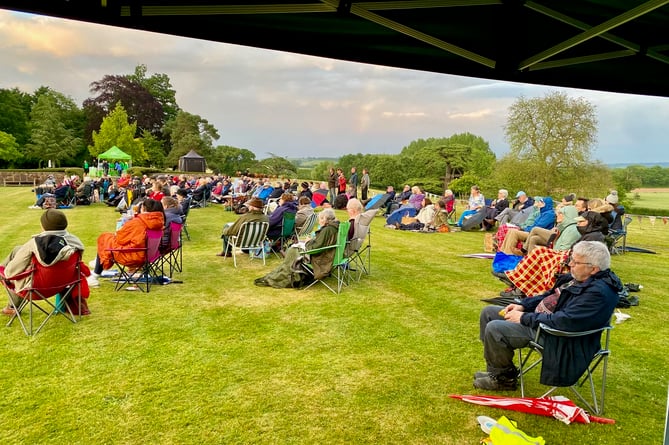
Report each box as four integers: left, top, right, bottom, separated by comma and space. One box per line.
1, 9, 668, 165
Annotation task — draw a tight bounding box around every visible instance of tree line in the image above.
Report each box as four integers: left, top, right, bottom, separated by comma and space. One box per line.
1, 70, 666, 199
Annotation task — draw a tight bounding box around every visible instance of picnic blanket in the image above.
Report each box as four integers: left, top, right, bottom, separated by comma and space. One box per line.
505, 247, 569, 297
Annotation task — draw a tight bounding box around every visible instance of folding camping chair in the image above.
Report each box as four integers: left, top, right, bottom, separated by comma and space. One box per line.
1, 251, 84, 336
160, 221, 184, 278
107, 229, 163, 292
270, 212, 296, 258
294, 212, 318, 242
346, 209, 375, 281
518, 322, 613, 415
301, 221, 350, 294
608, 216, 632, 255
224, 221, 270, 267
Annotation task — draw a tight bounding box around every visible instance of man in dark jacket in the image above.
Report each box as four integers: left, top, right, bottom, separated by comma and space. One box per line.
474, 240, 621, 390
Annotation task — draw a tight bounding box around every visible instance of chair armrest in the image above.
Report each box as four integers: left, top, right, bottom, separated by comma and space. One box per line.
539, 323, 613, 338
301, 243, 337, 256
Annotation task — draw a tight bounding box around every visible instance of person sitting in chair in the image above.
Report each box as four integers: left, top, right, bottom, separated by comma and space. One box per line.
254, 208, 340, 288
456, 185, 485, 227
266, 193, 297, 242
87, 199, 166, 287
1, 209, 88, 315
473, 241, 621, 390
218, 198, 269, 257
295, 196, 315, 231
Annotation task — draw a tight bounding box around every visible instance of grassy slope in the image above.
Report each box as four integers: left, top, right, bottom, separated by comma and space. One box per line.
0, 187, 667, 444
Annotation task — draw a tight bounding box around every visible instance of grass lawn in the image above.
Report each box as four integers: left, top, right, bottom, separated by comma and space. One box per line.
630, 190, 669, 213
0, 187, 667, 444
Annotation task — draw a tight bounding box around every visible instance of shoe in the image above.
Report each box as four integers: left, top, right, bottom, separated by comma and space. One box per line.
216, 251, 232, 257
384, 224, 396, 229
2, 306, 16, 316
500, 288, 525, 298
87, 275, 100, 288
474, 371, 489, 379
28, 205, 40, 209
473, 373, 517, 391
254, 277, 270, 287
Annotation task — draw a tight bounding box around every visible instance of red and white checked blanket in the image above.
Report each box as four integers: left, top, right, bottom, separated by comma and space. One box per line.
505, 247, 570, 297
495, 224, 520, 251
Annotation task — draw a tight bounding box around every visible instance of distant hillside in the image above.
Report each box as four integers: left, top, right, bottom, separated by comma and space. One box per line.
608, 162, 669, 168
289, 157, 338, 168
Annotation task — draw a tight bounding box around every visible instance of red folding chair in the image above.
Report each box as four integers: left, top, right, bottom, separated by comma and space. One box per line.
160, 221, 184, 278
1, 251, 85, 336
107, 229, 163, 292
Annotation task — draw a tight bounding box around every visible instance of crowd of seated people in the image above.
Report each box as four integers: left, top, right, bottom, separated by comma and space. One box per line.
393, 198, 450, 232
497, 197, 556, 255
491, 193, 615, 300
494, 191, 534, 225
384, 186, 425, 226
494, 196, 555, 252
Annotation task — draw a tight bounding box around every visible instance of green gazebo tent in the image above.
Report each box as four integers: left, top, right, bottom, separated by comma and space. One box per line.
97, 146, 132, 165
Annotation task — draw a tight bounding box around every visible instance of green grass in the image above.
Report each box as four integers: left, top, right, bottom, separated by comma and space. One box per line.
0, 187, 667, 444
631, 190, 669, 212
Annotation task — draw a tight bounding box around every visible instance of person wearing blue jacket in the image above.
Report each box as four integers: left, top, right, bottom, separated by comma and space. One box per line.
474, 240, 621, 390
499, 197, 556, 255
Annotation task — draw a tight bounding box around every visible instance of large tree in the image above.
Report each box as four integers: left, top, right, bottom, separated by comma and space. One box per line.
211, 145, 256, 175
0, 88, 31, 149
25, 93, 82, 167
163, 110, 219, 168
89, 102, 147, 163
83, 74, 165, 143
498, 91, 605, 196
0, 131, 22, 167
128, 64, 180, 124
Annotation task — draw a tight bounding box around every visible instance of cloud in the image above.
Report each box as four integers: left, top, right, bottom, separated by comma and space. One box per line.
1, 9, 668, 163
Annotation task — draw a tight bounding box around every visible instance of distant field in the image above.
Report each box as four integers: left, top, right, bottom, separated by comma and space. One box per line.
630, 189, 669, 212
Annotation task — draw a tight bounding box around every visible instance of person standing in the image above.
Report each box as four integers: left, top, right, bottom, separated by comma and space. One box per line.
360, 168, 370, 201
348, 167, 359, 199
83, 160, 89, 175
328, 167, 338, 203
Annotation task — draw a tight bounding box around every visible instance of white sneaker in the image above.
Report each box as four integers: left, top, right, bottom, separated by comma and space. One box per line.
87, 275, 100, 288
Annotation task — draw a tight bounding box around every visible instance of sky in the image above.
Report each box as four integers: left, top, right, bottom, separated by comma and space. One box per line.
1, 9, 668, 165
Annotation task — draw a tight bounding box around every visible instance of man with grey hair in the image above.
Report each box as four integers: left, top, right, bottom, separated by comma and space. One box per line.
473, 241, 622, 390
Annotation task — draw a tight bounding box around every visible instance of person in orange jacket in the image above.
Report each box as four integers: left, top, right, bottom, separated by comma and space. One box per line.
87, 198, 165, 287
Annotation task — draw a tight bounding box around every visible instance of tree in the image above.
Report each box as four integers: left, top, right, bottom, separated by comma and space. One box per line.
83, 74, 165, 142
499, 91, 603, 196
0, 131, 22, 167
211, 145, 256, 175
257, 154, 297, 177
25, 94, 82, 167
89, 102, 147, 163
163, 110, 219, 167
0, 88, 31, 148
128, 64, 180, 124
